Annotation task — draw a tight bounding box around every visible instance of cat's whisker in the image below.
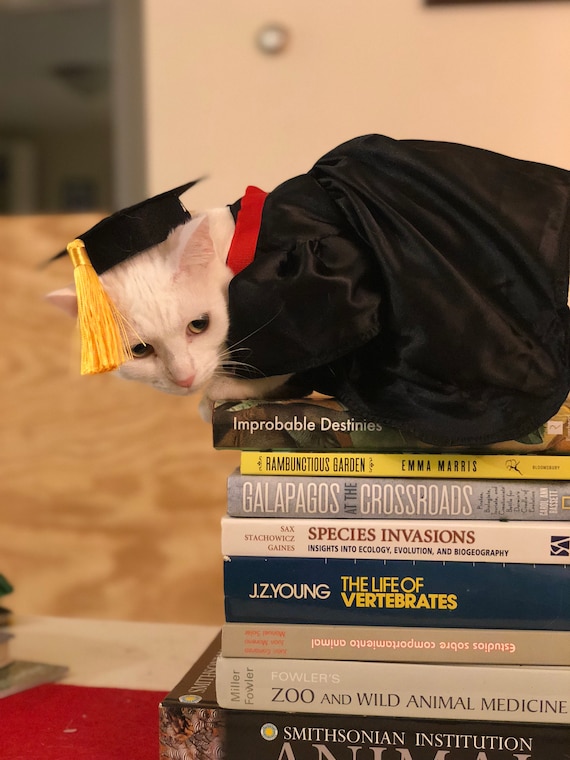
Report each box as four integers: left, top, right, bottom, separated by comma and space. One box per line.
220, 347, 251, 357
219, 360, 266, 377
215, 344, 266, 378
220, 355, 264, 372
212, 356, 269, 380
224, 308, 284, 353
219, 354, 258, 372
217, 347, 250, 362
218, 319, 286, 379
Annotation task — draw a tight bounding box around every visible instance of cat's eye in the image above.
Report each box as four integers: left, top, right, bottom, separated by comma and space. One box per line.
188, 314, 210, 335
131, 342, 154, 358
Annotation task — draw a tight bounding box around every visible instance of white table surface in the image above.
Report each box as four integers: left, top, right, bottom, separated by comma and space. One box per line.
10, 615, 219, 692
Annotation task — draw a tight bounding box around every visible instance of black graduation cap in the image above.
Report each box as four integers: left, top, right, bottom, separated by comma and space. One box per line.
53, 178, 201, 274
55, 179, 201, 375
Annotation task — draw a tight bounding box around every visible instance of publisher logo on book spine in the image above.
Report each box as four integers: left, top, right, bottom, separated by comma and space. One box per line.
261, 723, 279, 741
550, 536, 570, 556
178, 693, 202, 704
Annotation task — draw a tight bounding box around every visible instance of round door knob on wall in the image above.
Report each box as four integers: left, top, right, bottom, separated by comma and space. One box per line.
256, 23, 290, 55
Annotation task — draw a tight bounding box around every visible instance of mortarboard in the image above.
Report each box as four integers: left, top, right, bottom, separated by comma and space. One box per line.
52, 179, 201, 375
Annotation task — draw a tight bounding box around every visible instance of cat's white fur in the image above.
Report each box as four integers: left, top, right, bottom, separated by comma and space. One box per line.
46, 208, 292, 419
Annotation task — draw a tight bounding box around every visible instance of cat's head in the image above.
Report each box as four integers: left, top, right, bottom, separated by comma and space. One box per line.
47, 215, 233, 395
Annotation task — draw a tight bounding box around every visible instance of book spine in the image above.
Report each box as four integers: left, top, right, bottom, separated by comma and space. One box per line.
221, 622, 570, 666
226, 713, 570, 759
240, 451, 570, 480
215, 654, 570, 724
223, 557, 570, 630
221, 516, 570, 564
212, 397, 570, 453
227, 469, 570, 520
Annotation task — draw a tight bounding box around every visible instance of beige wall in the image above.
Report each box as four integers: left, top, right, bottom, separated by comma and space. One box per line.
141, 0, 570, 210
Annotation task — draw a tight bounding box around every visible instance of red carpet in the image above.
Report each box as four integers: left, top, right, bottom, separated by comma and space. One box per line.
0, 683, 167, 759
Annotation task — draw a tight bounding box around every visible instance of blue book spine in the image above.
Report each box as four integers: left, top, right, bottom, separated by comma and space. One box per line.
223, 557, 570, 630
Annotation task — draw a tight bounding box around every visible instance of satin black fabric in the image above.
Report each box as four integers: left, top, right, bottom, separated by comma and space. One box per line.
226, 134, 570, 445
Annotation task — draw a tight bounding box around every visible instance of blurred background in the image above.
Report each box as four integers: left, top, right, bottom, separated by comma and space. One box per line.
1, 0, 569, 625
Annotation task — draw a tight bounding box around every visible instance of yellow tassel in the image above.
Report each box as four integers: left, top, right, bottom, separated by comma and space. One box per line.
67, 239, 132, 374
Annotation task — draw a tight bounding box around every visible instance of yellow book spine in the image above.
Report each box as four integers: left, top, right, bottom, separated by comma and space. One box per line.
239, 451, 570, 480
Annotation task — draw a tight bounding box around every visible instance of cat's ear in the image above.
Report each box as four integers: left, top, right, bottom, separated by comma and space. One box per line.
177, 216, 215, 272
45, 286, 78, 318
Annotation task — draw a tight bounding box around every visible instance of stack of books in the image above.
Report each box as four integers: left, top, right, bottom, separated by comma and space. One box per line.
159, 396, 570, 759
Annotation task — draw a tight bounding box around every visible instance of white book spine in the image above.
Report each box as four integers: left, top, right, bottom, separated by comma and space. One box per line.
215, 655, 570, 724
221, 516, 570, 564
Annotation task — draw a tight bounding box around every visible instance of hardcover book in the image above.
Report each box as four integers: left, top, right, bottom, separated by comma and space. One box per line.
226, 469, 570, 520
215, 653, 570, 724
213, 396, 570, 453
223, 557, 570, 630
221, 622, 570, 666
159, 632, 570, 758
220, 516, 570, 564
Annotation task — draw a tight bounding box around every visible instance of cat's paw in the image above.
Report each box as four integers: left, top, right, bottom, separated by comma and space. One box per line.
198, 394, 214, 422
206, 373, 296, 403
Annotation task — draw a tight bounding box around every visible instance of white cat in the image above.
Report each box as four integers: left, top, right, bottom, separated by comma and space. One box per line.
47, 207, 293, 419
47, 202, 570, 423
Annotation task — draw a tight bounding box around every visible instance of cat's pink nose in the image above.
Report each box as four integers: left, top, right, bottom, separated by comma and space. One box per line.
173, 374, 195, 388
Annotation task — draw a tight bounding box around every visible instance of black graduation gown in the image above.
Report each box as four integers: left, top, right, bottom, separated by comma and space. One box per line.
226, 134, 570, 446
